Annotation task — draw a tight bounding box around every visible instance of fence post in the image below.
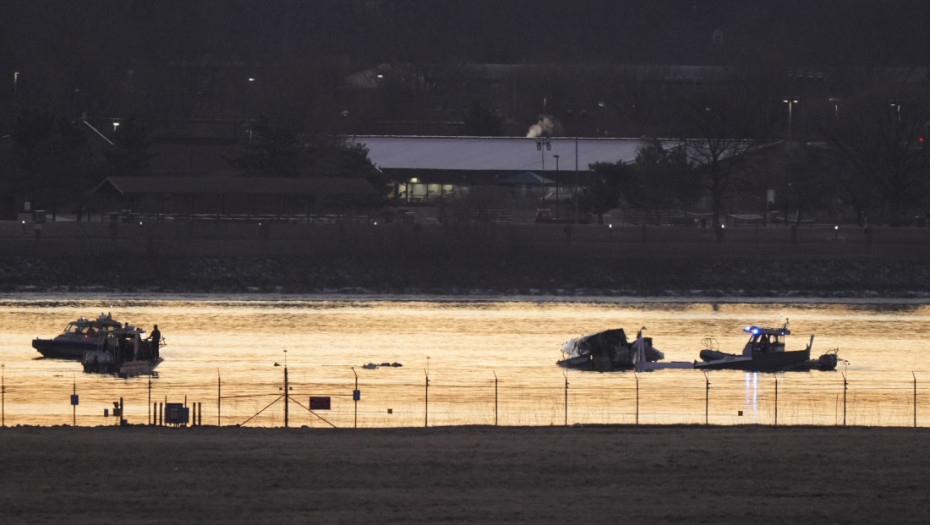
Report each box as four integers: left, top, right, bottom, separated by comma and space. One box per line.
563, 373, 569, 426
493, 370, 498, 427
634, 372, 639, 425
424, 370, 429, 428
842, 372, 848, 427
353, 367, 359, 429
774, 376, 778, 427
283, 363, 289, 428
703, 371, 710, 425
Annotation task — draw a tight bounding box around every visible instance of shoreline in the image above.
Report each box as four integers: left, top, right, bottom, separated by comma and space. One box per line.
2, 251, 929, 299
3, 289, 930, 305
4, 222, 930, 298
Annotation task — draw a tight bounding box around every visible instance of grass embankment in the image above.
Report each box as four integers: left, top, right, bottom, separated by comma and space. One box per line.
0, 425, 928, 524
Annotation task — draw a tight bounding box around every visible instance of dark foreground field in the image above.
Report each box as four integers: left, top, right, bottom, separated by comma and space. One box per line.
1, 425, 928, 524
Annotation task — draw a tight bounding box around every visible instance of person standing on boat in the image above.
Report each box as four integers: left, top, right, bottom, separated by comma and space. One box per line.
133, 332, 142, 360
149, 325, 161, 358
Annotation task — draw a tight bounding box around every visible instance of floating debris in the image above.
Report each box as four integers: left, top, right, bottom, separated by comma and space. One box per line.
361, 362, 403, 369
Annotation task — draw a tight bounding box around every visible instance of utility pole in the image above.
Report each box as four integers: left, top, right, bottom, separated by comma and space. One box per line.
283, 350, 289, 428
353, 367, 359, 429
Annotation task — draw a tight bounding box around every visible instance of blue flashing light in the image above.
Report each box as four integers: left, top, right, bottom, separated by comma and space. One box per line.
743, 325, 791, 336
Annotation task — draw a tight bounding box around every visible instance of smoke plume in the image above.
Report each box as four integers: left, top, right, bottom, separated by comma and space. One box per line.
526, 116, 555, 138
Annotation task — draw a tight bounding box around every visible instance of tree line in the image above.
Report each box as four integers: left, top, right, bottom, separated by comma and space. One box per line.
0, 111, 381, 218
1, 1, 929, 222
583, 80, 930, 227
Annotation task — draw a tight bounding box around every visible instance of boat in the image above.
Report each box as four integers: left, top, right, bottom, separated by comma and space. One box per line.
556, 320, 839, 373
694, 321, 838, 372
557, 328, 666, 371
81, 325, 164, 377
32, 312, 148, 359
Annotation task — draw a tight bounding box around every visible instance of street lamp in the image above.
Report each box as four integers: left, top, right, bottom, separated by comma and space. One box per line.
782, 98, 798, 140
828, 97, 841, 119
553, 154, 560, 218
536, 137, 551, 170
890, 102, 902, 124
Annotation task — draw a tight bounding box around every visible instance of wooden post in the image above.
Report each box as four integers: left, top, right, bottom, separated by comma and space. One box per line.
424, 371, 429, 428
914, 372, 918, 428
217, 371, 221, 427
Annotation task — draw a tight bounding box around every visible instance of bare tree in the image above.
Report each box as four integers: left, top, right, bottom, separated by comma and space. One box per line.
823, 88, 930, 224
677, 85, 775, 227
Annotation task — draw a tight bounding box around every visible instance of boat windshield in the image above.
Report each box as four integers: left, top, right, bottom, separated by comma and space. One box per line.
65, 322, 109, 336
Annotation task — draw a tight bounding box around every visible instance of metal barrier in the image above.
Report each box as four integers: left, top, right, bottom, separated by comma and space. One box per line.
0, 365, 925, 429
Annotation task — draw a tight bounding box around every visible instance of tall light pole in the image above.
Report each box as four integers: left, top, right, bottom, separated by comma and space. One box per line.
574, 137, 579, 222
828, 97, 841, 119
553, 154, 560, 218
890, 102, 902, 124
536, 136, 551, 170
782, 98, 798, 140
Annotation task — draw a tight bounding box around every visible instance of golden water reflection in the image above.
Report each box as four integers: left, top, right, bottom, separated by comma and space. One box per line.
0, 297, 928, 427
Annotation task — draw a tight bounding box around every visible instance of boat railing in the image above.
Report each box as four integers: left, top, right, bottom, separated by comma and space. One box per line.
700, 337, 719, 352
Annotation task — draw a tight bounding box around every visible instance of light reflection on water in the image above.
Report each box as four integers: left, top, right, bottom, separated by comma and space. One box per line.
0, 296, 928, 427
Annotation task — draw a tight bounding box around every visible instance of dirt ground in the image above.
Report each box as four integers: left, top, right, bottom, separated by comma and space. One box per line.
0, 425, 928, 524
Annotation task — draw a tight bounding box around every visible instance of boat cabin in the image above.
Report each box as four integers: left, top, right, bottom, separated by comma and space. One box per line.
741, 325, 789, 356
65, 316, 122, 337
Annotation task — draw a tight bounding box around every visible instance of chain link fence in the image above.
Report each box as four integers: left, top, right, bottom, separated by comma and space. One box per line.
1, 367, 925, 429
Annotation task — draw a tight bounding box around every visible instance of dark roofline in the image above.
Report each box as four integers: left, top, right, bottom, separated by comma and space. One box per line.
93, 176, 379, 197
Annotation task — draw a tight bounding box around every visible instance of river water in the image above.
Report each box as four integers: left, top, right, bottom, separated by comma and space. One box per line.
1, 295, 928, 428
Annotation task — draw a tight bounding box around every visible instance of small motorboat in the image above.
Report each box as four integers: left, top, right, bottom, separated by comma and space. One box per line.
32, 313, 148, 359
694, 320, 838, 372
82, 326, 164, 377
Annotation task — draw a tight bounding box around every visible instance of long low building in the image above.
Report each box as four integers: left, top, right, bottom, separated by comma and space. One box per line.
349, 135, 661, 206
350, 135, 651, 173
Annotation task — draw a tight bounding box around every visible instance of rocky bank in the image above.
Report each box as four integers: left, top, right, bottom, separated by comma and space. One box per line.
1, 251, 927, 298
